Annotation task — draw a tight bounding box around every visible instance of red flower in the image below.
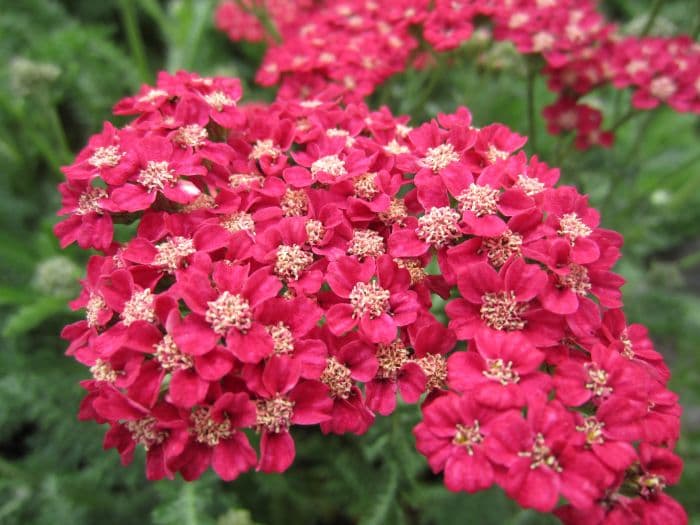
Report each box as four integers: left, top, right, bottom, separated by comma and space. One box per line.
325, 255, 419, 344
446, 258, 563, 346
173, 258, 281, 363
414, 392, 515, 493
106, 136, 206, 212
487, 398, 608, 512
169, 392, 258, 481
319, 336, 377, 435
447, 332, 550, 409
553, 343, 645, 407
365, 338, 427, 416
250, 356, 332, 472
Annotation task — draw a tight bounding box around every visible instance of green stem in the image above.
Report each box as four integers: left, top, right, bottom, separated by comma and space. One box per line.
679, 250, 700, 270
118, 0, 151, 83
608, 108, 639, 133
553, 131, 576, 168
46, 104, 71, 164
181, 483, 199, 525
526, 56, 538, 152
621, 109, 658, 164
640, 0, 664, 36
601, 110, 658, 215
140, 0, 170, 37
407, 54, 444, 117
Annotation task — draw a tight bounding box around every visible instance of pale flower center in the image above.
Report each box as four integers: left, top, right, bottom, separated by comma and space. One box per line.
86, 293, 107, 327
121, 289, 156, 326
620, 331, 635, 359
482, 358, 520, 385
305, 219, 326, 246
90, 359, 118, 382
249, 139, 281, 160
482, 230, 523, 268
265, 322, 295, 355
376, 340, 409, 379
384, 139, 410, 155
480, 291, 527, 331
153, 236, 195, 271
190, 407, 233, 446
173, 124, 208, 148
154, 334, 194, 371
576, 417, 605, 446
584, 364, 612, 397
126, 416, 167, 450
275, 244, 313, 280
420, 143, 459, 172
636, 474, 666, 498
518, 433, 562, 471
379, 198, 408, 225
348, 229, 385, 259
89, 145, 124, 168
353, 172, 379, 200
256, 395, 295, 433
203, 91, 235, 111
137, 160, 177, 192
320, 357, 353, 399
416, 206, 462, 248
558, 264, 592, 296
229, 172, 264, 189
395, 258, 427, 285
138, 89, 167, 104
77, 187, 108, 215
281, 189, 308, 216
417, 353, 447, 390
515, 174, 546, 196
221, 212, 256, 234
532, 31, 555, 52
349, 281, 391, 319
558, 212, 592, 241
486, 145, 510, 164
311, 154, 347, 178
457, 183, 500, 216
205, 291, 252, 335
452, 422, 484, 455
649, 76, 677, 100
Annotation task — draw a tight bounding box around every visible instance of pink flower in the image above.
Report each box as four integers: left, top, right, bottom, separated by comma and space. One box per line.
173, 258, 281, 363
168, 392, 258, 481
487, 398, 608, 512
107, 136, 206, 212
553, 343, 645, 407
414, 392, 515, 493
447, 332, 550, 409
250, 356, 332, 472
446, 258, 563, 346
325, 255, 419, 344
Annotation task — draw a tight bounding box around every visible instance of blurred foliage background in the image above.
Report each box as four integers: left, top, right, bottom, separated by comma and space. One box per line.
0, 0, 698, 523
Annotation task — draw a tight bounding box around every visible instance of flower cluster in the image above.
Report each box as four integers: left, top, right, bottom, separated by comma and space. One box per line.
55, 72, 685, 524
216, 0, 700, 148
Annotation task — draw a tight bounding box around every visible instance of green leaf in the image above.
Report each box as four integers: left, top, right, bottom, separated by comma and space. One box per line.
3, 296, 68, 337
0, 286, 35, 305
358, 463, 399, 525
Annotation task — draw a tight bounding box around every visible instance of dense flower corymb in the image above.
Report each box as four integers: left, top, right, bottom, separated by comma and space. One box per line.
56, 71, 685, 524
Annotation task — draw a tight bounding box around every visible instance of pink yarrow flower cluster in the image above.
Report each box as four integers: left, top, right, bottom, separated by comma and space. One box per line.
216, 0, 700, 149
56, 72, 685, 524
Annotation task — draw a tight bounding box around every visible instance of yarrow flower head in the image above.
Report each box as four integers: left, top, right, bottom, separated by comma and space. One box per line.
56, 71, 685, 524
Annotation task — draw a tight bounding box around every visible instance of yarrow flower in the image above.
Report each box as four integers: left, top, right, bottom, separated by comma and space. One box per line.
216, 0, 700, 150
56, 71, 685, 524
